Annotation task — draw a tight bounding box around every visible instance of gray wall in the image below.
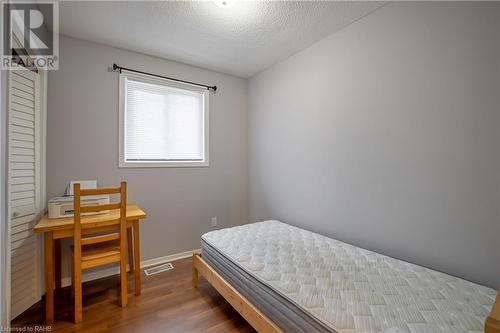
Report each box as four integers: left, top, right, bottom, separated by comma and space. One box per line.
47, 37, 247, 276
248, 2, 500, 288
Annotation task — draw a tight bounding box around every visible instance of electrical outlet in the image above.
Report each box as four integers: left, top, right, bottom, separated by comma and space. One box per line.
211, 217, 218, 227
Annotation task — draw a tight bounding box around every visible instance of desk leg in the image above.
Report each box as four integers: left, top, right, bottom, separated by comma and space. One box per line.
44, 232, 54, 324
127, 228, 134, 273
54, 239, 62, 290
133, 221, 141, 296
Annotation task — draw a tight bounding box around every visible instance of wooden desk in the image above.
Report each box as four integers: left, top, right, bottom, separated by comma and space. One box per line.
34, 204, 147, 323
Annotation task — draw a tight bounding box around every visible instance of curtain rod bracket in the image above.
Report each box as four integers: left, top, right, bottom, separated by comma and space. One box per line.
113, 63, 122, 73
112, 63, 217, 92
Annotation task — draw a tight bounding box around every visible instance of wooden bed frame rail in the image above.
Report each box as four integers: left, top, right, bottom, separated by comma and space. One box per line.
192, 252, 283, 333
487, 291, 500, 333
193, 252, 499, 333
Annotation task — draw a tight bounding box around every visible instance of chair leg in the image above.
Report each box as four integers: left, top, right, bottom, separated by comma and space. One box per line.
120, 255, 128, 307
74, 259, 82, 323
74, 281, 82, 322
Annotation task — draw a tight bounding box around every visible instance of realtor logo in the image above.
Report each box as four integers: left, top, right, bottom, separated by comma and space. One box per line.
1, 1, 59, 70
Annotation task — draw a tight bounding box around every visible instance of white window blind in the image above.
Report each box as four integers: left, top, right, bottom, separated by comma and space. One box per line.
119, 72, 209, 167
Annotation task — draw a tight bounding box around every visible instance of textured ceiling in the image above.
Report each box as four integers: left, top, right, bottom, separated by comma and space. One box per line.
57, 1, 385, 78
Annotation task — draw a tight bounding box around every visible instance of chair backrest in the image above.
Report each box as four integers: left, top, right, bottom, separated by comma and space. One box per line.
73, 181, 127, 260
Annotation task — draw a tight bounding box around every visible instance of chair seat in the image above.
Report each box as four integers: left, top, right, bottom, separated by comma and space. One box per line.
71, 240, 121, 269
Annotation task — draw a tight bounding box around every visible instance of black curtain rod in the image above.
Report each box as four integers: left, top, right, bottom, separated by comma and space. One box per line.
112, 63, 217, 92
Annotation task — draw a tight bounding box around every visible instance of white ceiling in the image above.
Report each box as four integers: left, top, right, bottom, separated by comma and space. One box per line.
57, 1, 385, 78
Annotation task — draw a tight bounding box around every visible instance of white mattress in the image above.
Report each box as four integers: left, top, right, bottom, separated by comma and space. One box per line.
201, 221, 497, 333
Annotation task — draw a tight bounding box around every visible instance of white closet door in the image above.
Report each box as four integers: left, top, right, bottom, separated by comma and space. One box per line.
9, 69, 42, 319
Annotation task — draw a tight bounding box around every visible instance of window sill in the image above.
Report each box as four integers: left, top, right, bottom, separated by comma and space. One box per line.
119, 160, 210, 168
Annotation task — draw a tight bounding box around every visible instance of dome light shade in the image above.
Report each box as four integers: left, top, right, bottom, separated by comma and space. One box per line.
213, 0, 235, 8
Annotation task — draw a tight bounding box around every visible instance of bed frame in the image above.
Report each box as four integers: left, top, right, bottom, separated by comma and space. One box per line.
487, 292, 500, 333
192, 252, 500, 333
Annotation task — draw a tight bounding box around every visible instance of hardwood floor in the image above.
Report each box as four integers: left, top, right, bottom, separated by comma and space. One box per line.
12, 257, 255, 332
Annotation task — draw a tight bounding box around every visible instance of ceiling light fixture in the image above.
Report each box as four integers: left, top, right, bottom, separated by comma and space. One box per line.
213, 0, 235, 9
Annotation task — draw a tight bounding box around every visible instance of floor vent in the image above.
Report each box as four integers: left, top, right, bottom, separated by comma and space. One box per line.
144, 263, 174, 276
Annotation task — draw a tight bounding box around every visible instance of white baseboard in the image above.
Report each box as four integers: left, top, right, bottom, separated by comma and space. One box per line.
61, 248, 199, 287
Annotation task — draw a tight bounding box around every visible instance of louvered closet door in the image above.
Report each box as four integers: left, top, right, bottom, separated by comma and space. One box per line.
9, 69, 42, 319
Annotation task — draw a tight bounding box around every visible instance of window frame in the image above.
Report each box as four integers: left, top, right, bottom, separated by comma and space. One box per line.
118, 70, 210, 168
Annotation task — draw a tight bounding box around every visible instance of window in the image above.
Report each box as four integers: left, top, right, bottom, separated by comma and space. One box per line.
119, 71, 209, 167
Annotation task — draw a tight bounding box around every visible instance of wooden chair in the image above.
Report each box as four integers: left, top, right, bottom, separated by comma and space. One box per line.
70, 181, 128, 323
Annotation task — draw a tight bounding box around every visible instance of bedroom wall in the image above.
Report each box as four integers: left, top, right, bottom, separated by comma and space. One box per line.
248, 2, 500, 288
47, 36, 247, 279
